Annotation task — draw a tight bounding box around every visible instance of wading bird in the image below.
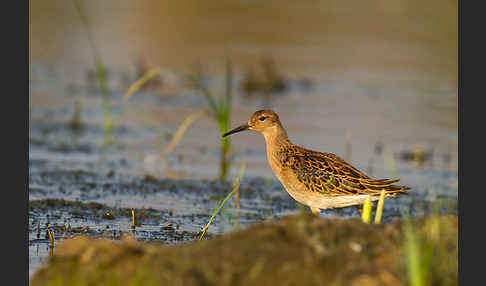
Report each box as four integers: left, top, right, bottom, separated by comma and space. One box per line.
223, 110, 410, 215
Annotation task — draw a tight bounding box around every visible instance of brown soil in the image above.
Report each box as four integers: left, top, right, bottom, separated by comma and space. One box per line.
31, 213, 457, 286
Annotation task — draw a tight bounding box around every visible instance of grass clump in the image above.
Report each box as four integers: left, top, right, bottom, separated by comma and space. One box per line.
192, 60, 234, 181
403, 217, 432, 286
401, 202, 456, 286
121, 64, 206, 167
121, 58, 235, 181
72, 0, 113, 145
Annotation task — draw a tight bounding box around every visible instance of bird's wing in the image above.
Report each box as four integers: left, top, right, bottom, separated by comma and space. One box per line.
282, 151, 409, 196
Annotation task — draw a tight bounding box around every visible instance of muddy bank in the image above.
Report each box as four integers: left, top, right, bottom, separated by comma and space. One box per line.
31, 213, 457, 286
28, 163, 457, 276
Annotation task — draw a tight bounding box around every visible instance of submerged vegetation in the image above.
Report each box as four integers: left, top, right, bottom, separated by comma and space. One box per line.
121, 59, 235, 181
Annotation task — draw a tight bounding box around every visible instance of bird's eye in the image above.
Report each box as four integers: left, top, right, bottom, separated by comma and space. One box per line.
259, 116, 266, 121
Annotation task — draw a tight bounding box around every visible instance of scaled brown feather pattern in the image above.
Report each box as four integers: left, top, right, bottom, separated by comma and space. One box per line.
278, 144, 410, 197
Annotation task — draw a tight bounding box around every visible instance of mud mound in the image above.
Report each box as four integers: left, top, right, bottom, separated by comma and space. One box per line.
31, 213, 457, 286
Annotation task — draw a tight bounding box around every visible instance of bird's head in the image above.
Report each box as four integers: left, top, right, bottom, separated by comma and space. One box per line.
223, 109, 283, 137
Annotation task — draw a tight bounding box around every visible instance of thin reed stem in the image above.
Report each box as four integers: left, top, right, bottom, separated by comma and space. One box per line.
199, 160, 246, 241
131, 209, 135, 229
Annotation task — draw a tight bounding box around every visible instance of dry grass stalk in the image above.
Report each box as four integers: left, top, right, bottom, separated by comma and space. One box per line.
123, 67, 161, 102
233, 179, 240, 209
47, 226, 54, 247
159, 109, 207, 162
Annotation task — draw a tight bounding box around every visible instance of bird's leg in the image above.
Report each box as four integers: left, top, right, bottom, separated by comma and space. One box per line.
354, 205, 363, 215
310, 206, 321, 215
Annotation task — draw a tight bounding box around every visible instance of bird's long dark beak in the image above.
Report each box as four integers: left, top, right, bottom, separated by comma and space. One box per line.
222, 124, 250, 137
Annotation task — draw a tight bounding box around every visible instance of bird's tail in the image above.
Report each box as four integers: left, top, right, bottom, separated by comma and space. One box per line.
360, 178, 411, 196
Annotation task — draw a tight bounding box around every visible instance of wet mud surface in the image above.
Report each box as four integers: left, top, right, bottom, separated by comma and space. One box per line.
29, 65, 458, 277
29, 150, 457, 276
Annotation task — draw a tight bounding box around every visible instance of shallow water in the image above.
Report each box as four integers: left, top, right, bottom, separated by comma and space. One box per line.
28, 71, 457, 276
29, 0, 457, 277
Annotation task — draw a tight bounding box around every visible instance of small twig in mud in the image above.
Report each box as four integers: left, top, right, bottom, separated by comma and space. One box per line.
199, 160, 246, 241
37, 219, 41, 239
47, 226, 54, 248
59, 223, 69, 239
68, 100, 83, 131
233, 179, 240, 209
60, 230, 67, 240
131, 209, 136, 229
60, 224, 69, 240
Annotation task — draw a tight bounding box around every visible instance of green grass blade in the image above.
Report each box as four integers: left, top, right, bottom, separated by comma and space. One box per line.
199, 160, 246, 240
71, 0, 89, 26
193, 61, 234, 181
403, 219, 426, 286
72, 0, 113, 144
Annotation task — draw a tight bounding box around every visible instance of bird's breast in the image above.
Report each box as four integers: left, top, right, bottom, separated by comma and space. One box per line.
266, 149, 284, 179
267, 149, 297, 189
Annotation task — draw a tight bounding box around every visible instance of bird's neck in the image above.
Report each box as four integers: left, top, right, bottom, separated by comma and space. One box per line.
262, 125, 291, 180
262, 125, 290, 148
